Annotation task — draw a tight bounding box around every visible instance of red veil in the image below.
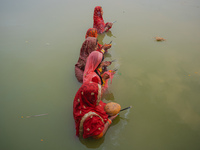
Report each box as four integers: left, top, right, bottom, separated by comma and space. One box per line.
73, 82, 108, 138
93, 6, 111, 34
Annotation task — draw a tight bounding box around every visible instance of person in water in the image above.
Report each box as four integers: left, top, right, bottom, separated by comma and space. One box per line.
93, 6, 113, 34
85, 28, 113, 72
75, 37, 98, 83
85, 28, 112, 53
75, 36, 112, 83
73, 81, 118, 139
83, 51, 115, 92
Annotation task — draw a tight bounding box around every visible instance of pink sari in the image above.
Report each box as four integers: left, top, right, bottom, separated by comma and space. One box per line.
83, 51, 114, 92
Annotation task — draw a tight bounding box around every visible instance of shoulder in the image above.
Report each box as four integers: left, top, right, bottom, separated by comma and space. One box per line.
92, 76, 101, 84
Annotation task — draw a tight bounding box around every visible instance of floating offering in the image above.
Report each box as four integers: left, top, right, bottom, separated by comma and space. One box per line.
104, 102, 121, 116
154, 37, 166, 41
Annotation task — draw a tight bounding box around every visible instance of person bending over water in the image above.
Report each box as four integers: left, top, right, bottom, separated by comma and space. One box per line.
75, 37, 100, 83
85, 28, 112, 53
93, 6, 113, 34
83, 51, 115, 92
73, 81, 118, 139
75, 37, 112, 83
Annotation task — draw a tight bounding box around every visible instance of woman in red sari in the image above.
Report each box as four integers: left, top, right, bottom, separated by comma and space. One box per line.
85, 28, 112, 53
73, 81, 118, 139
83, 51, 115, 92
93, 6, 113, 34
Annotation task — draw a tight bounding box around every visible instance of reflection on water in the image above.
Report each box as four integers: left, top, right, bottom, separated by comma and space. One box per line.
97, 31, 116, 45
79, 136, 105, 148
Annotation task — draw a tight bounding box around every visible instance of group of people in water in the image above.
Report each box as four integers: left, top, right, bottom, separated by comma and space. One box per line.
73, 6, 118, 139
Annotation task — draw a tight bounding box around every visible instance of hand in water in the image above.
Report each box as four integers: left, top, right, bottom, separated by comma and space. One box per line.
108, 113, 118, 121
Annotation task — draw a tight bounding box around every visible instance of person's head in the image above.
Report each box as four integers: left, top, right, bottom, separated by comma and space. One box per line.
83, 37, 98, 52
85, 28, 98, 39
84, 51, 103, 75
79, 81, 102, 107
94, 6, 103, 17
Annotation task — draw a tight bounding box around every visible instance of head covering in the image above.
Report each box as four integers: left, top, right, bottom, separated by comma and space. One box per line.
85, 28, 98, 39
83, 51, 103, 83
85, 28, 103, 52
75, 37, 98, 71
73, 82, 108, 138
93, 6, 105, 34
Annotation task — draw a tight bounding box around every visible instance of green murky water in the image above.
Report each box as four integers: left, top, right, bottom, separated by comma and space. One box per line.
1, 0, 200, 150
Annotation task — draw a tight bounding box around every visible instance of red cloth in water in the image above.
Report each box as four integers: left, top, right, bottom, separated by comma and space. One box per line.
93, 6, 111, 34
75, 37, 98, 83
73, 82, 108, 138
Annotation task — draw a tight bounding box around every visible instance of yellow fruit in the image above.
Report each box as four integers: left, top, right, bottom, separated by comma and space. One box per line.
104, 102, 121, 116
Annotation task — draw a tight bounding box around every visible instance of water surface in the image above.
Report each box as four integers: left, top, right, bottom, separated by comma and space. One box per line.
1, 0, 200, 150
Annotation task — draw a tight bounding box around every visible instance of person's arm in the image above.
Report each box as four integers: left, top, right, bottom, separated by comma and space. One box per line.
93, 114, 118, 139
104, 22, 113, 32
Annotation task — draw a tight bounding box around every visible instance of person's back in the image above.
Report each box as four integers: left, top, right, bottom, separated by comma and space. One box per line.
75, 37, 98, 83
73, 81, 118, 139
93, 6, 113, 34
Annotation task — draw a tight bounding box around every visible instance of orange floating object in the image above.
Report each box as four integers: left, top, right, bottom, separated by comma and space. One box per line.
154, 37, 166, 41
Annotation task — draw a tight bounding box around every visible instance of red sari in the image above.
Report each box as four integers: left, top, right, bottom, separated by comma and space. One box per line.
75, 37, 98, 83
73, 82, 108, 138
93, 6, 112, 34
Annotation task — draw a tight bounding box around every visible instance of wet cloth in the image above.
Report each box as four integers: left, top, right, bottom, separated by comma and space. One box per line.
83, 51, 114, 92
75, 37, 98, 83
93, 6, 112, 34
85, 28, 102, 52
73, 82, 108, 138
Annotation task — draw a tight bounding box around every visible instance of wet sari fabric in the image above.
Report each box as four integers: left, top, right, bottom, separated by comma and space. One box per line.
85, 28, 102, 51
75, 37, 97, 82
83, 51, 114, 92
93, 6, 111, 34
73, 82, 108, 138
